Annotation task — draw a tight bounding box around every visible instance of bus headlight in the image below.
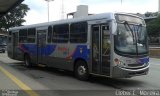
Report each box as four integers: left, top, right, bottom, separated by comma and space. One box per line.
114, 58, 126, 67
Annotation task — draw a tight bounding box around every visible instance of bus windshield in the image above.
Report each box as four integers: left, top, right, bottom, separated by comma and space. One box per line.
115, 22, 148, 55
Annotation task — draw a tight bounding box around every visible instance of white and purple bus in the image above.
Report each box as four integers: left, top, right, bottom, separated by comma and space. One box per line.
8, 12, 149, 80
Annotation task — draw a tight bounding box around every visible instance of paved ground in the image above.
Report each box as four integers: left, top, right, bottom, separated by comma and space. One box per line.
0, 52, 160, 96
0, 53, 116, 96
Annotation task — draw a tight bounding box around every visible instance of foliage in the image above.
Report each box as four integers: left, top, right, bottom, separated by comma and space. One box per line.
145, 12, 158, 17
0, 4, 30, 30
146, 15, 160, 37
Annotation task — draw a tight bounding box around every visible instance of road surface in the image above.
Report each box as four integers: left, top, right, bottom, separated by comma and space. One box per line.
0, 52, 160, 96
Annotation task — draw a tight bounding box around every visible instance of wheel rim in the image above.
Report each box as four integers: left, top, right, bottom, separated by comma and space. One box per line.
77, 65, 86, 76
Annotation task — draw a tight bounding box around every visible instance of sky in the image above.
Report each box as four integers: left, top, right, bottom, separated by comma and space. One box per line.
22, 0, 159, 25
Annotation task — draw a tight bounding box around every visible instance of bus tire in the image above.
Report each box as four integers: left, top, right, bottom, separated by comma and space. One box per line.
2, 50, 5, 53
24, 55, 32, 68
74, 60, 89, 81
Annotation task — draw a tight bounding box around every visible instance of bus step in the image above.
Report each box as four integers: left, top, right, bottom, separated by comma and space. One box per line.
38, 64, 47, 67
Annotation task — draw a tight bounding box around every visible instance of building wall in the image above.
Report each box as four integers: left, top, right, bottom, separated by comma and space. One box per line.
150, 47, 160, 58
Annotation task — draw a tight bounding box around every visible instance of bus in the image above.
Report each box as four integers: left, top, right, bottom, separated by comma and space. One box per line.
8, 12, 149, 80
0, 34, 7, 53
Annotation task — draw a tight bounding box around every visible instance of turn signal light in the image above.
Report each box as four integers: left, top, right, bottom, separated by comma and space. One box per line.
114, 58, 119, 64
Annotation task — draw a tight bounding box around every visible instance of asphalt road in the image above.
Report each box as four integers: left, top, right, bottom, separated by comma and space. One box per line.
0, 52, 160, 96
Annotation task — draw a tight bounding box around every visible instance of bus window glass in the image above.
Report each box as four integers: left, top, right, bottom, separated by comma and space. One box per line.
52, 27, 57, 43
48, 26, 52, 43
8, 31, 12, 43
115, 14, 145, 25
115, 23, 148, 55
8, 36, 11, 43
102, 26, 110, 55
9, 31, 12, 35
52, 24, 69, 43
28, 28, 36, 43
70, 22, 87, 43
19, 29, 27, 43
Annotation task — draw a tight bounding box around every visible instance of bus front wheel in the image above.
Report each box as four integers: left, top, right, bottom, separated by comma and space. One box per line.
74, 60, 89, 81
24, 55, 32, 68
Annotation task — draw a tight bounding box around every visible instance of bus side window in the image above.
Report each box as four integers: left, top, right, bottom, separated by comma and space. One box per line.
48, 26, 52, 43
70, 22, 87, 43
19, 29, 27, 43
52, 24, 69, 43
8, 31, 12, 43
28, 28, 36, 43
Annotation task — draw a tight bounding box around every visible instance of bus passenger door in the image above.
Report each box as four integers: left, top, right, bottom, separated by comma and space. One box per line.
92, 24, 110, 76
37, 29, 47, 64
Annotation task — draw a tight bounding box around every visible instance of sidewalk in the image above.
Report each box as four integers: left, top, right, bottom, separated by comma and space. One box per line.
0, 52, 22, 64
149, 58, 160, 65
0, 52, 49, 95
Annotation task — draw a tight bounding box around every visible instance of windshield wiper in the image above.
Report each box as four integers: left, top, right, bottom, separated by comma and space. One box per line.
123, 21, 138, 56
136, 24, 142, 41
123, 21, 135, 43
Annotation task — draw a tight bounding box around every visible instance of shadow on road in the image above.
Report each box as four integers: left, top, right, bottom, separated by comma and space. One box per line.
89, 76, 144, 89
9, 63, 144, 89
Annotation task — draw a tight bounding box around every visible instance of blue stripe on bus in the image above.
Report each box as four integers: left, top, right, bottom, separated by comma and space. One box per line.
139, 57, 149, 64
19, 44, 90, 61
71, 45, 90, 61
18, 44, 56, 56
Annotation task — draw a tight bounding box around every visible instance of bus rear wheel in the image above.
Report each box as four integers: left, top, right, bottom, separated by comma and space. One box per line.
24, 55, 32, 68
2, 50, 5, 53
74, 60, 89, 81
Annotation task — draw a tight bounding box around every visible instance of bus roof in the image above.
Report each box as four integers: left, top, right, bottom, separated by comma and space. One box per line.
9, 12, 141, 31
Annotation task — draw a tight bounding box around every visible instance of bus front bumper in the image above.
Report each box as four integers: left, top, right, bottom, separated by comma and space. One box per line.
112, 65, 149, 78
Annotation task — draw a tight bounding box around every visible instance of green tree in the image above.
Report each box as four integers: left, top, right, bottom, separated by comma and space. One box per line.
145, 12, 158, 17
0, 4, 30, 30
146, 15, 160, 44
147, 15, 160, 37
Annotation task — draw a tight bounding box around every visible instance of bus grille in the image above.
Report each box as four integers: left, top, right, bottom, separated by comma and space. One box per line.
126, 63, 148, 69
128, 63, 144, 67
